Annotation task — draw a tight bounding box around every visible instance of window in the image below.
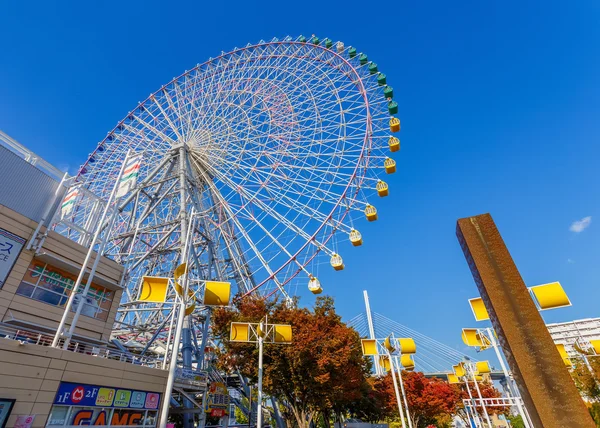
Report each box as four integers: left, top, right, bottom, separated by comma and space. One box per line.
16, 261, 113, 321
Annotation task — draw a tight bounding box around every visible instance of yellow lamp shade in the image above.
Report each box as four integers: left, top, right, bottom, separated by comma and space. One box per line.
530, 282, 571, 310
184, 304, 195, 316
590, 340, 600, 355
461, 329, 491, 349
556, 343, 573, 367
401, 354, 414, 368
453, 364, 466, 378
361, 339, 378, 355
203, 281, 231, 306
384, 336, 395, 353
447, 374, 460, 384
230, 322, 250, 342
469, 297, 490, 321
379, 356, 391, 371
139, 276, 169, 302
398, 338, 416, 354
274, 324, 292, 343
476, 361, 491, 374
174, 263, 187, 280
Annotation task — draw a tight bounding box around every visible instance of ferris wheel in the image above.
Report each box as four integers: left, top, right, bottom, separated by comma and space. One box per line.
57, 35, 400, 339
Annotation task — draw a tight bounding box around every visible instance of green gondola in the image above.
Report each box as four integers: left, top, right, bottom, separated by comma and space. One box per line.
359, 53, 368, 65
388, 101, 399, 115
312, 36, 320, 45
368, 62, 378, 74
348, 47, 357, 58
324, 38, 333, 49
383, 85, 393, 98
377, 73, 387, 86
299, 36, 307, 43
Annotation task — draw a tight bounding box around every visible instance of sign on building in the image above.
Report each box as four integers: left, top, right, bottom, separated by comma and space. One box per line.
48, 382, 161, 427
174, 368, 208, 391
205, 382, 229, 418
0, 228, 25, 288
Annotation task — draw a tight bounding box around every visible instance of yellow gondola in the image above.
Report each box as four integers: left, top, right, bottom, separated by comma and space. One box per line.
388, 136, 400, 152
389, 117, 400, 132
376, 180, 389, 197
384, 158, 396, 174
330, 254, 344, 271
349, 229, 363, 246
365, 205, 378, 221
308, 276, 323, 294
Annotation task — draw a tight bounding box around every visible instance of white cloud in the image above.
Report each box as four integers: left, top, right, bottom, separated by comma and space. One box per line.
569, 216, 592, 233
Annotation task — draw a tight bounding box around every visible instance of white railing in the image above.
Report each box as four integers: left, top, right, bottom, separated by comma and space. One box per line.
463, 397, 523, 408
0, 324, 163, 369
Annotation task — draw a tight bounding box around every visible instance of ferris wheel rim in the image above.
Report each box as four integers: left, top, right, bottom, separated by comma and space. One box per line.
71, 36, 392, 298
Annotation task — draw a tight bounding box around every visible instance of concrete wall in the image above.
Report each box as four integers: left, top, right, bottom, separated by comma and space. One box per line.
0, 338, 168, 428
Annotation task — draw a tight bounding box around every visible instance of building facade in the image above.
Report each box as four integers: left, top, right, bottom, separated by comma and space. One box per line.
0, 135, 168, 428
547, 317, 600, 357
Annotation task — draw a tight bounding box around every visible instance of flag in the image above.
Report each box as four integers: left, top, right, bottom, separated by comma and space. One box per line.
61, 188, 79, 218
116, 155, 142, 198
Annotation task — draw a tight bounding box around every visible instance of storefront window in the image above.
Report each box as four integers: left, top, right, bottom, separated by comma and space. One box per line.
16, 260, 113, 320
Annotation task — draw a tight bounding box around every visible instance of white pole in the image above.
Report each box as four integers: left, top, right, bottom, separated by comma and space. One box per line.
363, 290, 381, 376
387, 349, 407, 428
393, 356, 413, 428
469, 364, 492, 428
463, 376, 482, 428
158, 209, 195, 428
257, 328, 264, 428
487, 328, 531, 428
162, 305, 178, 370
52, 150, 131, 348
27, 171, 69, 250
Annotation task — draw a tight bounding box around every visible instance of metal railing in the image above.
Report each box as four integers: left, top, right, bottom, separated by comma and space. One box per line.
0, 324, 164, 369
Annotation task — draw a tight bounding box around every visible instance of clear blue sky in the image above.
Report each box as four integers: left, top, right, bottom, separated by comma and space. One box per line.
1, 1, 599, 356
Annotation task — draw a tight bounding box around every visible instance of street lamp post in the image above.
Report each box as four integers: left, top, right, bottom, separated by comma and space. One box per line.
230, 319, 292, 428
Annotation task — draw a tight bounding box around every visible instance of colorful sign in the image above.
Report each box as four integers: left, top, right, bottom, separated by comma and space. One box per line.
0, 398, 15, 428
0, 228, 25, 288
116, 155, 143, 198
174, 368, 208, 390
54, 382, 161, 410
205, 382, 229, 417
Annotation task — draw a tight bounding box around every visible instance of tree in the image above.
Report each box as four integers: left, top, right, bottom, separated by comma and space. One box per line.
212, 295, 371, 428
364, 372, 460, 428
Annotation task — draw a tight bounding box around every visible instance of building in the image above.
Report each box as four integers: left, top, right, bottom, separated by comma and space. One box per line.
0, 133, 168, 428
547, 317, 600, 357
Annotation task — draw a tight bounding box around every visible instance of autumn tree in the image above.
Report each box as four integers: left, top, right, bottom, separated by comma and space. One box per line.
212, 295, 370, 428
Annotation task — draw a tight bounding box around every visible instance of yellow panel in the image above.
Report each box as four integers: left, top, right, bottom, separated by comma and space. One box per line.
461, 329, 481, 347
274, 324, 292, 343
379, 356, 391, 371
401, 354, 414, 368
530, 282, 571, 310
139, 276, 169, 302
361, 339, 379, 355
230, 322, 250, 342
556, 343, 569, 359
203, 281, 231, 306
474, 375, 484, 382
447, 374, 460, 384
469, 297, 490, 321
174, 263, 187, 280
590, 340, 600, 355
476, 361, 491, 374
384, 336, 395, 353
453, 364, 466, 378
398, 338, 416, 354
185, 304, 195, 316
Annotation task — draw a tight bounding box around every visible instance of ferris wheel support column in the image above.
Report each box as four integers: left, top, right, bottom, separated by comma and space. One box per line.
179, 145, 195, 428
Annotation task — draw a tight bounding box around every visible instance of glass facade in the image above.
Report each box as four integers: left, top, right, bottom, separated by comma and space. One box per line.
16, 260, 113, 321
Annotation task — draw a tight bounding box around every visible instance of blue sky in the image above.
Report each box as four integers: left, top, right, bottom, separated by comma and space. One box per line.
1, 0, 599, 357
